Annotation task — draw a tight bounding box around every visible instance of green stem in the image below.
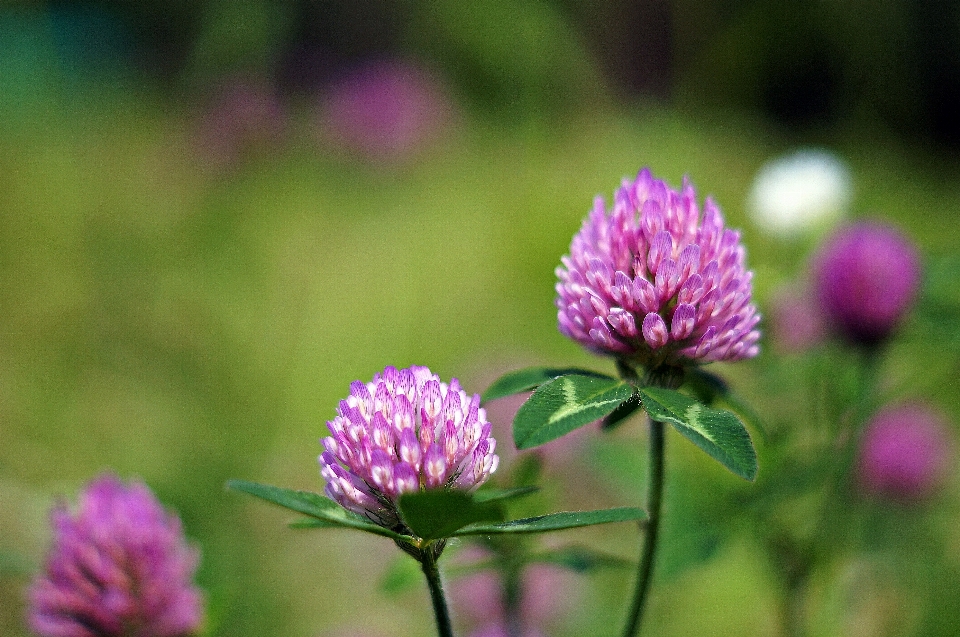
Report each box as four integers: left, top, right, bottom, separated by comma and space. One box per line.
622, 417, 665, 637
420, 544, 455, 637
503, 560, 524, 637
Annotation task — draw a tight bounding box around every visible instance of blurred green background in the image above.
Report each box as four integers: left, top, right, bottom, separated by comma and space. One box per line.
3, 1, 960, 636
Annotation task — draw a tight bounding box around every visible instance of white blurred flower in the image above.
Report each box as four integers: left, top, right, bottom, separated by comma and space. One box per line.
747, 149, 852, 238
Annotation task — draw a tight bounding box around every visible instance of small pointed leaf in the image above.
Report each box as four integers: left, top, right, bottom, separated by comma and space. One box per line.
638, 387, 758, 481
482, 367, 612, 403
513, 374, 635, 450
398, 490, 505, 540
452, 506, 646, 536
226, 479, 408, 540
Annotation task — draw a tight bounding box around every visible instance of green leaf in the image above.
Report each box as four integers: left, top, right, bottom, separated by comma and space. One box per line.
452, 506, 646, 535
513, 374, 635, 450
226, 479, 409, 541
637, 387, 758, 481
473, 485, 540, 504
601, 391, 643, 430
482, 367, 612, 403
530, 545, 633, 572
685, 368, 767, 441
288, 518, 342, 530
398, 490, 505, 540
509, 451, 544, 488
379, 554, 423, 595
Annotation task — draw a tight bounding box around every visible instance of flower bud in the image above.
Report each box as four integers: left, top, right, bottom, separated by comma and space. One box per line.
856, 403, 953, 502
813, 222, 921, 345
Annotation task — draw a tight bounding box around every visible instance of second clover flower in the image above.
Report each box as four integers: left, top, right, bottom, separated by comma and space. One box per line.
556, 168, 760, 371
319, 365, 499, 531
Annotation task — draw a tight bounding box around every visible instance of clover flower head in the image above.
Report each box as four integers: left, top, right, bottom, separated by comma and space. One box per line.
556, 168, 760, 370
813, 222, 921, 345
319, 365, 499, 529
856, 403, 953, 502
28, 474, 203, 637
748, 148, 852, 238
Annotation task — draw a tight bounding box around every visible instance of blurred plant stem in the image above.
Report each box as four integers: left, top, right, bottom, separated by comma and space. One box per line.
770, 343, 885, 637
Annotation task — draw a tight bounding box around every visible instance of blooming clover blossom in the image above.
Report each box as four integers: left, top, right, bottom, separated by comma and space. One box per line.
319, 365, 499, 530
28, 474, 203, 637
813, 222, 921, 345
856, 403, 953, 502
556, 168, 760, 370
747, 148, 852, 238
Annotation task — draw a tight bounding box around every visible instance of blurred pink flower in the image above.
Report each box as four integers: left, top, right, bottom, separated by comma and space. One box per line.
316, 59, 454, 163
467, 624, 546, 637
768, 285, 826, 353
194, 78, 286, 170
813, 222, 921, 346
856, 403, 953, 502
450, 550, 581, 635
28, 474, 203, 637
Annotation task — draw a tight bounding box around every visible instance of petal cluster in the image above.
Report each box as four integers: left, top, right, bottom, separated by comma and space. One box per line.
320, 365, 499, 529
28, 474, 203, 637
556, 168, 760, 368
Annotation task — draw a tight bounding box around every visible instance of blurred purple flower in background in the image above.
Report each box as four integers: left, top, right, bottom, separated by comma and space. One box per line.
467, 624, 546, 637
813, 222, 921, 346
193, 78, 286, 170
450, 550, 580, 637
856, 403, 953, 502
319, 366, 499, 530
28, 474, 203, 637
315, 59, 455, 163
556, 168, 760, 370
768, 285, 826, 354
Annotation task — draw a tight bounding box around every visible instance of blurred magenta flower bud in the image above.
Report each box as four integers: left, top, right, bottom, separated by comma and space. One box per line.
813, 222, 921, 346
856, 403, 953, 502
768, 285, 826, 354
450, 549, 580, 634
467, 624, 546, 637
316, 59, 454, 163
194, 78, 286, 170
28, 474, 203, 637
